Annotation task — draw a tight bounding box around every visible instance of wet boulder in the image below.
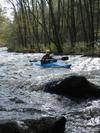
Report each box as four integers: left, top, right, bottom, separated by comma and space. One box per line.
0, 121, 23, 133
0, 116, 66, 133
45, 75, 100, 99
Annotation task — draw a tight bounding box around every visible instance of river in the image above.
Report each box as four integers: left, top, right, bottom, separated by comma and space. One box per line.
0, 47, 100, 132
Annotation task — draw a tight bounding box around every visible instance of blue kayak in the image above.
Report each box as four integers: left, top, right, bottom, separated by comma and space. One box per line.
31, 60, 71, 68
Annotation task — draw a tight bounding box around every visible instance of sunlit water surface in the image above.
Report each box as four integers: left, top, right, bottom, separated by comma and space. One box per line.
0, 47, 100, 133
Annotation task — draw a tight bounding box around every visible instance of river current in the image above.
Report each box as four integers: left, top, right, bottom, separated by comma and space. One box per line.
0, 47, 100, 133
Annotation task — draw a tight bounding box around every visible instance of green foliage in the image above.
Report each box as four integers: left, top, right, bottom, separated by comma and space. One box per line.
73, 42, 89, 54
63, 42, 100, 55
0, 6, 12, 46
50, 43, 57, 52
1, 0, 100, 55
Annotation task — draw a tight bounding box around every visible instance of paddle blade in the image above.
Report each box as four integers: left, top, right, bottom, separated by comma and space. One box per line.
29, 59, 38, 62
61, 56, 69, 61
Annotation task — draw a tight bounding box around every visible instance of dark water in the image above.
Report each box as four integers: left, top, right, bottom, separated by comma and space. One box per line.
0, 47, 100, 133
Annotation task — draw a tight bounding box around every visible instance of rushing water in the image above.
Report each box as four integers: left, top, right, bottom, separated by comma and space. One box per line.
0, 47, 100, 133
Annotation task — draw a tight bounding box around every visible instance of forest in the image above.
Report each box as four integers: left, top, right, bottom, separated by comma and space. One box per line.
0, 0, 100, 54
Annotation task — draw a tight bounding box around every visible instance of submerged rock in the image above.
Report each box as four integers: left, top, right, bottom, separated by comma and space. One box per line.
0, 117, 66, 133
45, 76, 100, 99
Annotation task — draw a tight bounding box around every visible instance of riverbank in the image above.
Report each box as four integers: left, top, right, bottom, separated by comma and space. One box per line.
7, 42, 100, 57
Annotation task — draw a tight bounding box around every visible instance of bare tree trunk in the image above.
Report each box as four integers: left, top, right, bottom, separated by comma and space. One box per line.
70, 0, 76, 46
79, 0, 88, 43
47, 0, 63, 53
89, 0, 95, 48
95, 0, 100, 41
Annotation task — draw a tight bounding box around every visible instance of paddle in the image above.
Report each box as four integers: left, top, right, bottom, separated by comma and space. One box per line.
61, 56, 69, 61
29, 58, 57, 62
29, 56, 69, 62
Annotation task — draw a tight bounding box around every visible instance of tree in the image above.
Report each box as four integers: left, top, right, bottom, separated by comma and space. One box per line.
0, 5, 11, 46
4, 0, 100, 53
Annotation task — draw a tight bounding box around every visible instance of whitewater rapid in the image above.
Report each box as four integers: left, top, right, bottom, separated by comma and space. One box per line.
0, 47, 100, 133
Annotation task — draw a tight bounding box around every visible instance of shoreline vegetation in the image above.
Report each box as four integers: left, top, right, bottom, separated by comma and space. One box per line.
6, 42, 100, 57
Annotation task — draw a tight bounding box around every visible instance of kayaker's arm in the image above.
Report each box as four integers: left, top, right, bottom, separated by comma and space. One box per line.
29, 56, 69, 62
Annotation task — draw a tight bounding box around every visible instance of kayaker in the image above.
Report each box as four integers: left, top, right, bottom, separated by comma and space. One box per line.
41, 52, 53, 64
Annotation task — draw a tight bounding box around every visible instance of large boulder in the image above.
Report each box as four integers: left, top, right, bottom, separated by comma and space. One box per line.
45, 76, 100, 99
0, 117, 66, 133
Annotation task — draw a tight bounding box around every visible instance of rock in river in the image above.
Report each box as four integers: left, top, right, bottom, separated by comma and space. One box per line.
45, 75, 100, 99
0, 116, 66, 133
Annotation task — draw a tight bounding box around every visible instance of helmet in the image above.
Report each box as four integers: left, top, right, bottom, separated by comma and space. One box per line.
46, 49, 50, 53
